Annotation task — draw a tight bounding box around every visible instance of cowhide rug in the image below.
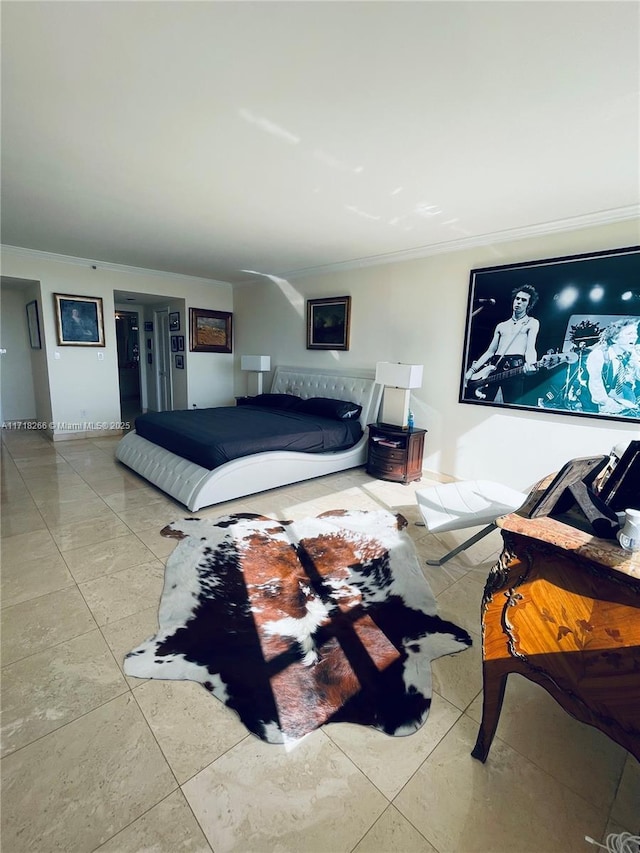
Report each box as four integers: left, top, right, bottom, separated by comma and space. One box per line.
124, 509, 472, 743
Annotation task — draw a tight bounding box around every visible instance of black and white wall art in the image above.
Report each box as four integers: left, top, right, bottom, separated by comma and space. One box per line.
459, 246, 640, 424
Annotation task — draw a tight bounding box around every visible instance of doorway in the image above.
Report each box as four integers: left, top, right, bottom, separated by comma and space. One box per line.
115, 311, 142, 424
155, 309, 173, 412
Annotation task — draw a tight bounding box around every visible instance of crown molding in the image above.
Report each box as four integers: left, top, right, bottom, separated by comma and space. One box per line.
0, 245, 231, 287
278, 206, 640, 280
3, 205, 638, 286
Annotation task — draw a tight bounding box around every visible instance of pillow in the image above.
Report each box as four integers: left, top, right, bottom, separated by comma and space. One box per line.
297, 397, 363, 420
248, 393, 302, 411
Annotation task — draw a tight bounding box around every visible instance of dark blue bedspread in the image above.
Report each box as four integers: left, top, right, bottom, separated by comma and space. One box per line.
134, 406, 363, 470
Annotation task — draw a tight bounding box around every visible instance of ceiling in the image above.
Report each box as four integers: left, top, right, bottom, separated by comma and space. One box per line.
2, 1, 638, 285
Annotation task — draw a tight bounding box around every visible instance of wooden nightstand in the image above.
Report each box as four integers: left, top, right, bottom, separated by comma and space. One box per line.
366, 423, 426, 484
235, 396, 256, 406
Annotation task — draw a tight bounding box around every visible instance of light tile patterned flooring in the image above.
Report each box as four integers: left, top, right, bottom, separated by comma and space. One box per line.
1, 428, 638, 853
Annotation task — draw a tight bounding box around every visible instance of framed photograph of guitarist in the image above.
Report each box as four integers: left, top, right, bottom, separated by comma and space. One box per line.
459, 246, 640, 424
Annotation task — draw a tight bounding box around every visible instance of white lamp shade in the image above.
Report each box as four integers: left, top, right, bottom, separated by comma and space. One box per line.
375, 362, 423, 389
241, 355, 271, 372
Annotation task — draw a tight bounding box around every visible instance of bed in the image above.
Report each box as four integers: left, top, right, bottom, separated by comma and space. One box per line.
115, 365, 382, 511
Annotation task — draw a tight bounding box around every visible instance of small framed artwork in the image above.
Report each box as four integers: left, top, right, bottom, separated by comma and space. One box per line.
177, 335, 185, 351
54, 294, 105, 346
169, 312, 180, 332
147, 339, 152, 350
144, 321, 153, 332
147, 352, 153, 365
189, 308, 233, 353
459, 246, 640, 424
307, 296, 351, 350
171, 336, 178, 352
25, 300, 42, 349
175, 354, 184, 369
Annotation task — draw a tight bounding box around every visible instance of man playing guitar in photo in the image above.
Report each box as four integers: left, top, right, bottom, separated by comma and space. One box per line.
464, 285, 540, 403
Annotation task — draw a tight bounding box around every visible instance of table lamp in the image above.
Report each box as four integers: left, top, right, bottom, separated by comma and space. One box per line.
241, 355, 271, 395
375, 362, 423, 428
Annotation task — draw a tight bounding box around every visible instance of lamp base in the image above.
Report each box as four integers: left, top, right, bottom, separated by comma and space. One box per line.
247, 373, 264, 396
380, 387, 410, 429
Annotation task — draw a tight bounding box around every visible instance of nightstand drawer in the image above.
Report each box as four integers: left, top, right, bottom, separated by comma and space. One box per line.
369, 458, 405, 477
369, 445, 406, 464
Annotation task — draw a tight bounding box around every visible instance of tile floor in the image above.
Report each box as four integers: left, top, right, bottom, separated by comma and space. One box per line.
1, 428, 638, 853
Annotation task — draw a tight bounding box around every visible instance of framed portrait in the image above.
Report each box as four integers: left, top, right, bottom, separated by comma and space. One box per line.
177, 335, 185, 351
189, 308, 232, 353
307, 296, 351, 350
459, 246, 640, 424
144, 321, 153, 332
54, 294, 105, 346
169, 312, 180, 332
175, 354, 184, 369
25, 300, 42, 349
171, 336, 178, 352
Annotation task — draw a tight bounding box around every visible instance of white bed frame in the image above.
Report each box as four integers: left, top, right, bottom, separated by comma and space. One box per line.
115, 365, 382, 511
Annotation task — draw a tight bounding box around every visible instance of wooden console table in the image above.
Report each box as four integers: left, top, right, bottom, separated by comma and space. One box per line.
472, 513, 640, 762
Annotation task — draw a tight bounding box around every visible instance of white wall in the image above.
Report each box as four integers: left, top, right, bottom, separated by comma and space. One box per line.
1, 250, 233, 437
233, 220, 640, 490
0, 284, 38, 421
3, 224, 637, 484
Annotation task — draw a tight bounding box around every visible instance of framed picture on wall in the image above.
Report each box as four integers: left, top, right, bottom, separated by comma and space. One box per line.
307, 296, 351, 350
169, 312, 180, 332
25, 300, 42, 349
177, 335, 185, 351
459, 246, 640, 424
175, 354, 184, 369
189, 308, 233, 353
171, 336, 178, 352
54, 294, 105, 346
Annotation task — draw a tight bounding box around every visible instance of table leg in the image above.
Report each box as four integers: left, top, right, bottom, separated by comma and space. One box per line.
471, 668, 509, 762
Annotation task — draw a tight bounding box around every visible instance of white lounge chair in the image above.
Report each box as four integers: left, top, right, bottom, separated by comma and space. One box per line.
416, 479, 528, 566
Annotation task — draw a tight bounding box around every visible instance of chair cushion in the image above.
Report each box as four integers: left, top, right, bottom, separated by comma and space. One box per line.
416, 480, 527, 534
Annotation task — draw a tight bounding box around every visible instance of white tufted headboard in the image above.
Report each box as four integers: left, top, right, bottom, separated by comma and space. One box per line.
270, 365, 382, 428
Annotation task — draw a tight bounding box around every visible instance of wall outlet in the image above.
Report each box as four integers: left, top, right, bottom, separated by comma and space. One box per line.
97, 352, 104, 360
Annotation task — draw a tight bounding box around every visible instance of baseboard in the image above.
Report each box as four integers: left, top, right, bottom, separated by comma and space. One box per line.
51, 428, 124, 442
